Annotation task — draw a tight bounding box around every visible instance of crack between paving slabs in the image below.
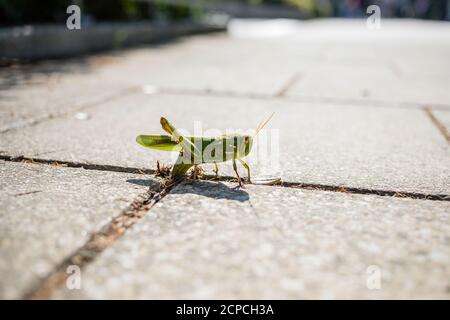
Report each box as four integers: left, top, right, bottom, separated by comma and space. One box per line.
1, 154, 449, 202
0, 154, 154, 175
275, 72, 302, 98
423, 106, 450, 144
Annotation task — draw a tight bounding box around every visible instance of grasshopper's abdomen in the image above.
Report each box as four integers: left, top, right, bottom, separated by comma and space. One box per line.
179, 135, 251, 165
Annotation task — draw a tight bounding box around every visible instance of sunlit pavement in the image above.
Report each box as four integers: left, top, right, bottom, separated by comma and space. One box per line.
1, 19, 449, 299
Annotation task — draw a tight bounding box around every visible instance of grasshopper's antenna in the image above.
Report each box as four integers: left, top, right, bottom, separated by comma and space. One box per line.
254, 112, 275, 137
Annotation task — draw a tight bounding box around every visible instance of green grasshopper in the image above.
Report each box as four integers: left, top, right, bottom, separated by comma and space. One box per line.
136, 114, 273, 187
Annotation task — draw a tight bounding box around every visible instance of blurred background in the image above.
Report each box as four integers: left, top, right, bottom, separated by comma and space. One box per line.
1, 0, 449, 61
1, 0, 449, 27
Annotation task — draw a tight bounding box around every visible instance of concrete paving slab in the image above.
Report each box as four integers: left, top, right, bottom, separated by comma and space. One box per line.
1, 93, 448, 195
286, 66, 450, 107
0, 60, 129, 133
91, 34, 299, 96
284, 40, 450, 106
55, 180, 450, 299
0, 160, 159, 299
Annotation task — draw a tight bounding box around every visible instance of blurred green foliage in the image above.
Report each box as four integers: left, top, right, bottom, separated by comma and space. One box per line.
0, 0, 71, 25
0, 0, 194, 26
236, 0, 448, 19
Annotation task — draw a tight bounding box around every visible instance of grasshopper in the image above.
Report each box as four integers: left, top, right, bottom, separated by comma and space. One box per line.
136, 114, 273, 187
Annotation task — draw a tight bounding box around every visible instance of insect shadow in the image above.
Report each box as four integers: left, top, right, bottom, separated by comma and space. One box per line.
126, 179, 249, 202
171, 180, 250, 202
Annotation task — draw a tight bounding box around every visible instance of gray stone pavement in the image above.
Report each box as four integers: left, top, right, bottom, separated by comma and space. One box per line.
0, 19, 449, 299
55, 181, 450, 299
0, 60, 130, 133
0, 160, 158, 299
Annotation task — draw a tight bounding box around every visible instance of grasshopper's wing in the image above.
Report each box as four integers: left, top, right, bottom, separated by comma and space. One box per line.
136, 135, 182, 152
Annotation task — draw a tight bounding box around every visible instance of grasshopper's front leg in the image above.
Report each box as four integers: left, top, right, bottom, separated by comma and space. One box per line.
171, 153, 194, 181
238, 158, 251, 184
192, 164, 202, 180
213, 162, 219, 178
232, 158, 243, 188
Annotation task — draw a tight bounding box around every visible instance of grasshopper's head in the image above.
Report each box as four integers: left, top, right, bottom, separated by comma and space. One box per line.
236, 135, 253, 158
237, 113, 274, 158
244, 135, 253, 157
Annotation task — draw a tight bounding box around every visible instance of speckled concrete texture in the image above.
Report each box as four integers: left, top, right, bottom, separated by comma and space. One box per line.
0, 160, 159, 299
55, 181, 450, 299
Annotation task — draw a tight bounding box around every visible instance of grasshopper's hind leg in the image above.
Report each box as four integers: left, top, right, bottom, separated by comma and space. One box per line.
238, 158, 251, 184
193, 165, 199, 180
213, 162, 219, 178
232, 158, 243, 188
